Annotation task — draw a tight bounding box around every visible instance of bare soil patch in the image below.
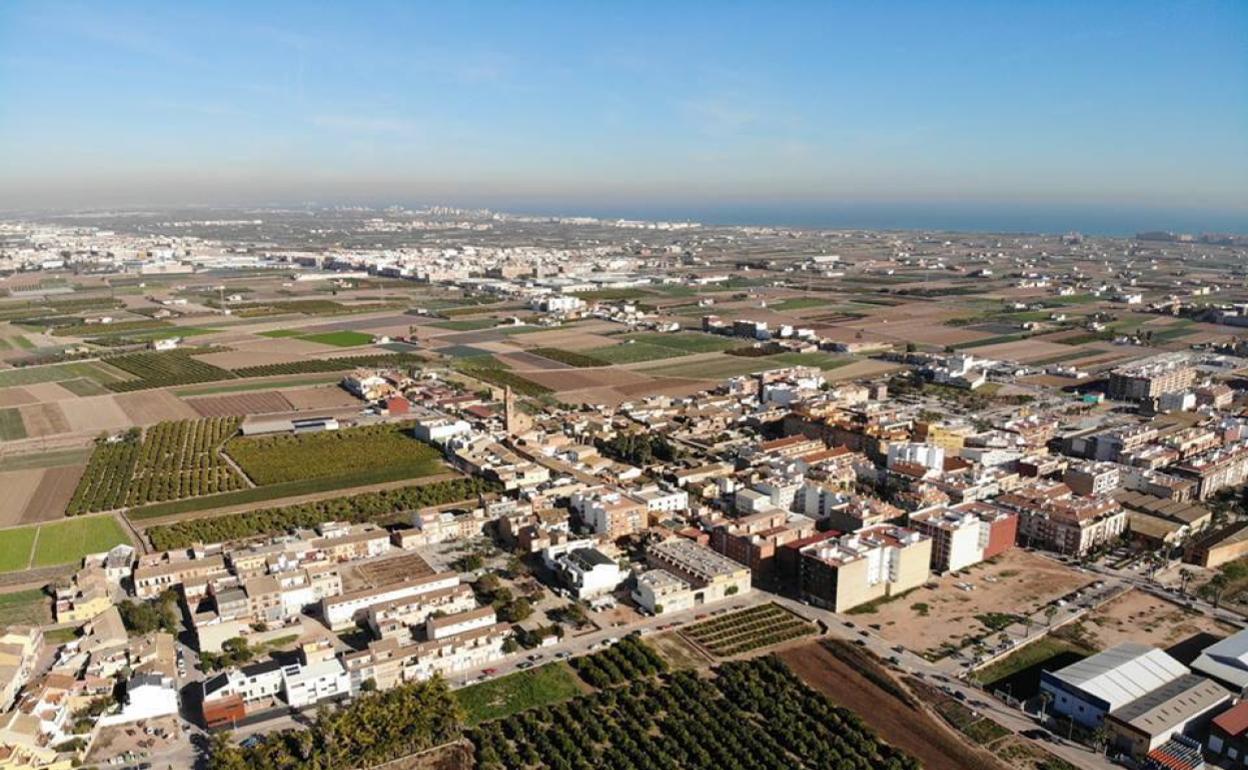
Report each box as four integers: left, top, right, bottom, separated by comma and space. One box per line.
113, 390, 199, 424
518, 367, 650, 392
280, 385, 360, 410
494, 351, 573, 370
17, 402, 70, 437
21, 465, 85, 523
58, 395, 133, 433
193, 347, 305, 369
0, 388, 37, 407
0, 469, 44, 527
862, 550, 1091, 655
22, 382, 78, 402
186, 390, 294, 418
780, 641, 1007, 770
966, 339, 1075, 362
1076, 588, 1237, 650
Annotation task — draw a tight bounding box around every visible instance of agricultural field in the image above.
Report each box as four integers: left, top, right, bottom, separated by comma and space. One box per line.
0, 588, 52, 627
66, 418, 245, 514
682, 604, 816, 657
582, 340, 690, 364
0, 407, 25, 440
469, 655, 917, 770
226, 421, 444, 486
456, 662, 584, 726
569, 637, 669, 688
782, 641, 1005, 770
0, 360, 131, 388
0, 526, 37, 572
524, 348, 607, 367
0, 516, 130, 573
452, 356, 553, 397
228, 352, 425, 379
295, 330, 375, 347
104, 351, 235, 391
639, 354, 779, 380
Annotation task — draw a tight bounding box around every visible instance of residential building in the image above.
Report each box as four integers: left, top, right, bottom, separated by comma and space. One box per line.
797, 526, 931, 613
909, 502, 1017, 573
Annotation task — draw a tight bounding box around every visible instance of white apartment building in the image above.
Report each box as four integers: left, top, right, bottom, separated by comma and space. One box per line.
321, 572, 460, 629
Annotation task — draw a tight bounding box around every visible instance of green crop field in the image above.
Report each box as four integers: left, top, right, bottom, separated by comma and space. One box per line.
59, 377, 111, 396
457, 663, 583, 726
527, 348, 608, 367
771, 297, 829, 311
624, 332, 739, 353
640, 354, 779, 379
0, 360, 130, 388
0, 516, 130, 573
0, 528, 37, 572
0, 408, 26, 440
765, 352, 853, 370
31, 517, 130, 568
434, 318, 498, 331
256, 329, 306, 338
583, 341, 690, 364
226, 421, 444, 486
298, 330, 375, 347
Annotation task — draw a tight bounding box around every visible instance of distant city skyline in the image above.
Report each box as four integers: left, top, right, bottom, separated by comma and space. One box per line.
1, 1, 1245, 228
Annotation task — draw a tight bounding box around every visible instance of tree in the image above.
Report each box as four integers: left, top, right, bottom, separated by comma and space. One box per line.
1043, 605, 1059, 627
1179, 567, 1194, 596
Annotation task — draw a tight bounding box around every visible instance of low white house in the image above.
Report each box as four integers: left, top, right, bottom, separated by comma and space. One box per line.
101, 673, 178, 725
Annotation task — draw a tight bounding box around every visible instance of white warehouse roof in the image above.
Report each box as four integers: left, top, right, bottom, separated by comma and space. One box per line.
1048, 643, 1188, 712
1192, 628, 1248, 690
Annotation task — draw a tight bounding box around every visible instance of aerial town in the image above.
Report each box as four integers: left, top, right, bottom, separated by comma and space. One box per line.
0, 206, 1247, 770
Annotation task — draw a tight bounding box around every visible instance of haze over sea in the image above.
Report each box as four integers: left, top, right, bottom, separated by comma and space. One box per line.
468, 201, 1248, 237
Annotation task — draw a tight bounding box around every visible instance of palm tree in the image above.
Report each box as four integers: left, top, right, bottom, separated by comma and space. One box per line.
1038, 691, 1053, 723
1207, 573, 1230, 609
1179, 567, 1194, 596
1044, 605, 1059, 627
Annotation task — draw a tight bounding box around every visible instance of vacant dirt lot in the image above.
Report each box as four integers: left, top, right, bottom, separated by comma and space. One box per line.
58, 395, 133, 433
780, 641, 1007, 770
280, 385, 360, 410
186, 390, 294, 418
22, 465, 85, 523
18, 402, 70, 437
0, 469, 44, 527
114, 390, 198, 424
864, 549, 1091, 655
1077, 588, 1237, 650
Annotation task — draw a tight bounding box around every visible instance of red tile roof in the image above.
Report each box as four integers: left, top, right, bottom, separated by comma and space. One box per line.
1214, 700, 1248, 737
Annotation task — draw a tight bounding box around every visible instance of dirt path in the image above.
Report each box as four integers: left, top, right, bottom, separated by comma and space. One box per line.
129, 471, 464, 528
778, 640, 1009, 770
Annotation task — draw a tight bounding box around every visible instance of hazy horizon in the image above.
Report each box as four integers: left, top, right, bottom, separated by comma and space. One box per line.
1, 1, 1245, 226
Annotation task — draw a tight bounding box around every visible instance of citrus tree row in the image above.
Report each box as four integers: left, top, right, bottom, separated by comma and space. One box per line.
66, 418, 245, 514
147, 476, 498, 550
470, 656, 917, 770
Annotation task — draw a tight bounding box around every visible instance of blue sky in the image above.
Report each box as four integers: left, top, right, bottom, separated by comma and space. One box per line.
0, 1, 1245, 224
